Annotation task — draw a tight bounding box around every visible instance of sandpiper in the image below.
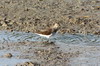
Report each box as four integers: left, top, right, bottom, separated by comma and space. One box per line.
35, 23, 59, 39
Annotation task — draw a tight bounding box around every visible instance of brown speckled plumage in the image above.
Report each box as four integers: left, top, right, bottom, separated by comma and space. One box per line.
35, 23, 59, 38
36, 28, 59, 35
37, 28, 52, 35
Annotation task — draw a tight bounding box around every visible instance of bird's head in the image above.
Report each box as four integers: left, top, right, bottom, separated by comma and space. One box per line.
52, 23, 59, 29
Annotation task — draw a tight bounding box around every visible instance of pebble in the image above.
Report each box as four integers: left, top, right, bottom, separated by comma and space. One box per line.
16, 62, 40, 66
3, 53, 12, 58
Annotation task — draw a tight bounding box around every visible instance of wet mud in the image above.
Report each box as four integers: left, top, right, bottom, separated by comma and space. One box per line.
0, 41, 80, 66
0, 0, 100, 34
0, 0, 100, 66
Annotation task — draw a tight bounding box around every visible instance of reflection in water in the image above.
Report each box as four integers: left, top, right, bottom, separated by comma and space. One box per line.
0, 31, 100, 46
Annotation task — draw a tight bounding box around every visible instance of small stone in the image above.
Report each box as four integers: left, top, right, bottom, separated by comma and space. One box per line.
16, 62, 40, 66
0, 21, 7, 26
3, 53, 12, 58
2, 23, 8, 26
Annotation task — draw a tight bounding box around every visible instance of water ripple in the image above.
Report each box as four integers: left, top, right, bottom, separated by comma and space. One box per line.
0, 31, 100, 46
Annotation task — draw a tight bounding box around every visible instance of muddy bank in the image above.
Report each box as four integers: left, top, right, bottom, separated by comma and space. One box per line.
0, 41, 80, 66
0, 38, 100, 66
0, 0, 100, 34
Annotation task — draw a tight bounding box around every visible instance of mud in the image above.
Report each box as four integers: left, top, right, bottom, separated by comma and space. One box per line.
0, 0, 100, 66
0, 0, 100, 34
0, 41, 79, 66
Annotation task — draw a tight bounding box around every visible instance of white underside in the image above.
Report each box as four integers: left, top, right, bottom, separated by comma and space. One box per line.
35, 33, 52, 38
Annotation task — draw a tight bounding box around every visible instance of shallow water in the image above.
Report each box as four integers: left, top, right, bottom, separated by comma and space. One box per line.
0, 58, 30, 66
0, 31, 100, 46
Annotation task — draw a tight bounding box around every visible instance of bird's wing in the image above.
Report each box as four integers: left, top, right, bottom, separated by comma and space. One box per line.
36, 28, 52, 35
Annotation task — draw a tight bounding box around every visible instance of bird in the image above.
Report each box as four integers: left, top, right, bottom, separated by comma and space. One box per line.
35, 23, 59, 41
